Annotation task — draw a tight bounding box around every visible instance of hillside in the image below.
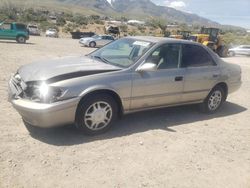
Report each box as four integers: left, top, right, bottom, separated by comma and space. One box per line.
0, 0, 219, 27
57, 0, 219, 26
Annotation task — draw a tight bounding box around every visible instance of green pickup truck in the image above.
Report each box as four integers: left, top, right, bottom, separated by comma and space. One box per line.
0, 22, 29, 43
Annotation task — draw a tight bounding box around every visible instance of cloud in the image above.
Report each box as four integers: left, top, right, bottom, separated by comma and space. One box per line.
163, 0, 186, 10
169, 1, 186, 9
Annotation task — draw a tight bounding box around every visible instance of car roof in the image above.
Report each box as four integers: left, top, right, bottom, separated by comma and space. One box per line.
127, 36, 196, 45
240, 45, 250, 47
99, 35, 113, 37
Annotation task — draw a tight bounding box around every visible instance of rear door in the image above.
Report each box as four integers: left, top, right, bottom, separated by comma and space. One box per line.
181, 44, 220, 102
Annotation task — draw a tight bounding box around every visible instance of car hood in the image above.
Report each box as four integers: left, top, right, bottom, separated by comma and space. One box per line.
18, 56, 121, 83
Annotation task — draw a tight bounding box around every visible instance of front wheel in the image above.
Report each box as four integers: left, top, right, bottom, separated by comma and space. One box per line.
228, 51, 235, 57
75, 94, 118, 135
89, 41, 96, 48
199, 86, 225, 113
16, 36, 26, 43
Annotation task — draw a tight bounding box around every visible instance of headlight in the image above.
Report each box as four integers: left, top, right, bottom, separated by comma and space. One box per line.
39, 82, 49, 97
30, 82, 67, 103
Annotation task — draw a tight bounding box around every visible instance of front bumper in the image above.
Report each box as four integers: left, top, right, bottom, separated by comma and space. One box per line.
8, 74, 80, 128
11, 97, 80, 128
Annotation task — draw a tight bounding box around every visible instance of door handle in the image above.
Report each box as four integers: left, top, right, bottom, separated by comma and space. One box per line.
213, 74, 219, 78
175, 76, 183, 81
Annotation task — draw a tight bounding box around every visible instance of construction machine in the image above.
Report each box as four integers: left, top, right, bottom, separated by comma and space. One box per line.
169, 30, 191, 40
188, 27, 228, 57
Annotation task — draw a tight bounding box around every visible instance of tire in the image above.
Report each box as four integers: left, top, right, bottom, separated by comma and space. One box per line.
16, 36, 26, 44
217, 46, 228, 57
199, 86, 225, 113
75, 94, 118, 135
228, 51, 235, 57
89, 41, 96, 48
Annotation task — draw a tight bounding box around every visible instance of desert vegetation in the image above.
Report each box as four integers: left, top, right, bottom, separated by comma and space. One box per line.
0, 2, 249, 46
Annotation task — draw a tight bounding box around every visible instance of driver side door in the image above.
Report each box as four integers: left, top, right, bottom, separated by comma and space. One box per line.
130, 43, 185, 110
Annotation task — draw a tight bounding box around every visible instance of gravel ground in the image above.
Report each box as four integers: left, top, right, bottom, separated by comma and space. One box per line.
0, 36, 250, 188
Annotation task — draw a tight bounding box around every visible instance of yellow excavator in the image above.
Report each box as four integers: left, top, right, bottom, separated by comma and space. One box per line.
169, 30, 191, 40
188, 27, 228, 57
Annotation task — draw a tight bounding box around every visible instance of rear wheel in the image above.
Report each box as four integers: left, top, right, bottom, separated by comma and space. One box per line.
75, 94, 118, 135
199, 86, 225, 113
16, 36, 26, 44
217, 46, 228, 57
89, 41, 96, 48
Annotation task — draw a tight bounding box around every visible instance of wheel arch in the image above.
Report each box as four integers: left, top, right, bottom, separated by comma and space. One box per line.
210, 82, 228, 101
16, 34, 27, 40
89, 41, 96, 46
76, 88, 124, 119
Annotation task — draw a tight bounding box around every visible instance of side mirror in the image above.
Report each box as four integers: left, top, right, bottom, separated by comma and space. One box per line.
136, 62, 157, 72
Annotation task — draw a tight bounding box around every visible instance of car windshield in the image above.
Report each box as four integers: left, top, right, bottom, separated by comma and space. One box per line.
89, 38, 154, 68
92, 35, 100, 39
29, 26, 38, 29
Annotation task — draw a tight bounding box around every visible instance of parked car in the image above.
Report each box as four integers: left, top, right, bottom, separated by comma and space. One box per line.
45, 28, 58, 38
70, 31, 95, 39
0, 22, 29, 43
27, 24, 40, 36
228, 45, 250, 56
79, 34, 115, 47
8, 37, 241, 135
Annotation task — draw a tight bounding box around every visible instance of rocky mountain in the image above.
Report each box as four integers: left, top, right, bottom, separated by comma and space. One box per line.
57, 0, 219, 26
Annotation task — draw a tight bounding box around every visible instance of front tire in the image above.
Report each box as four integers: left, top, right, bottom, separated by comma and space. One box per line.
199, 86, 225, 113
228, 51, 235, 57
16, 36, 26, 43
89, 41, 96, 48
75, 94, 118, 135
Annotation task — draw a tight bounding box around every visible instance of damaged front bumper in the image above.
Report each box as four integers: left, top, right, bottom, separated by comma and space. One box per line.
8, 75, 80, 128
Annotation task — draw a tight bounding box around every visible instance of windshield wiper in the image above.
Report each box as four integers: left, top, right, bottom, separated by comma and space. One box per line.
91, 55, 111, 65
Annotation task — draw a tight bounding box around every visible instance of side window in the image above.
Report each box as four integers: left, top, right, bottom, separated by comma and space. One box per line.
0, 24, 11, 30
146, 44, 181, 69
15, 24, 26, 30
181, 44, 215, 67
108, 36, 114, 40
242, 46, 250, 49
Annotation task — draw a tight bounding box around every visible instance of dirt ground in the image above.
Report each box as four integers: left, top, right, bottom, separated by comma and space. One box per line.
0, 36, 250, 188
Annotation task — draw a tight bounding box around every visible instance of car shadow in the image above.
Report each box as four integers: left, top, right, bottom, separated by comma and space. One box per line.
25, 102, 247, 146
0, 40, 35, 45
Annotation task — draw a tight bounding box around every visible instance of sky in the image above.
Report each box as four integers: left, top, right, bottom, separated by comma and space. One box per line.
151, 0, 250, 29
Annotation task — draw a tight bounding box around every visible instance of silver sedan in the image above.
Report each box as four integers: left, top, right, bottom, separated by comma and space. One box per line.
8, 36, 242, 135
228, 45, 250, 56
79, 34, 115, 48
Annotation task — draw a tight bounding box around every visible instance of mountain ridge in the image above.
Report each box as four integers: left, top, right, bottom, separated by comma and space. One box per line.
56, 0, 219, 26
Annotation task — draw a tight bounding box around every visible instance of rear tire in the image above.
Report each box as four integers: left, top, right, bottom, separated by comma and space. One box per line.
217, 46, 228, 57
75, 94, 118, 135
16, 36, 26, 44
199, 86, 225, 113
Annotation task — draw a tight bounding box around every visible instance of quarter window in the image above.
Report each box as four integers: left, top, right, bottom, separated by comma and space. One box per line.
181, 44, 215, 67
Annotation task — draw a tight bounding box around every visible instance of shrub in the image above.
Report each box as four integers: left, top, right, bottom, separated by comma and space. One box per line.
120, 24, 128, 32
